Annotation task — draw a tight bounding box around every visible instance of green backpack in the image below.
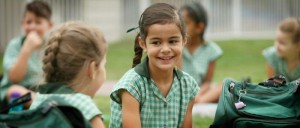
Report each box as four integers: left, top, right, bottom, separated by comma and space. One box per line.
0, 83, 92, 128
211, 75, 300, 128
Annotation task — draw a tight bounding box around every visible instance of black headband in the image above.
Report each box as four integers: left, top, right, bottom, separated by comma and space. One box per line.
126, 26, 139, 33
127, 14, 145, 33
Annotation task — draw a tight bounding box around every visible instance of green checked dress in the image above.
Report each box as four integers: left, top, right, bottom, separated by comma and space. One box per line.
30, 93, 102, 121
263, 46, 300, 82
110, 58, 200, 128
182, 41, 223, 85
0, 36, 43, 100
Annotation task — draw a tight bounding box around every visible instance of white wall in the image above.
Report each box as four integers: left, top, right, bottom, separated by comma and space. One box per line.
0, 0, 26, 51
84, 0, 122, 42
0, 0, 83, 52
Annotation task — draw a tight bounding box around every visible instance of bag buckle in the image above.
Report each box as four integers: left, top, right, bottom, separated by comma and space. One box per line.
293, 80, 300, 94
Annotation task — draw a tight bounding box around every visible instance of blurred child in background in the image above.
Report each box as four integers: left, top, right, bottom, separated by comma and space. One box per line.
0, 1, 53, 100
263, 18, 300, 82
180, 1, 223, 103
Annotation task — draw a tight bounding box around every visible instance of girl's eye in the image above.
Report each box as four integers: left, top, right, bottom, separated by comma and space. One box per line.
151, 41, 160, 45
278, 41, 285, 45
170, 40, 179, 44
26, 20, 32, 24
36, 20, 42, 25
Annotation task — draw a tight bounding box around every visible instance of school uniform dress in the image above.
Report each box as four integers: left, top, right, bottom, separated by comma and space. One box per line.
110, 57, 200, 128
263, 46, 300, 82
0, 36, 43, 99
30, 92, 102, 121
182, 41, 223, 85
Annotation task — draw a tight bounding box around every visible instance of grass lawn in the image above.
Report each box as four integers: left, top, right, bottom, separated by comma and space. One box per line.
0, 38, 274, 128
106, 37, 273, 83
97, 38, 273, 127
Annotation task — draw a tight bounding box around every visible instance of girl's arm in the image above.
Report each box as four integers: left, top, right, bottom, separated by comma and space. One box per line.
120, 90, 141, 128
199, 61, 216, 94
182, 99, 194, 128
9, 32, 43, 83
90, 116, 105, 128
8, 45, 32, 83
266, 63, 275, 78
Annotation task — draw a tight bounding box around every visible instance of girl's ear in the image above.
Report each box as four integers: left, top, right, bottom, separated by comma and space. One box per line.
138, 37, 147, 52
87, 61, 97, 80
183, 37, 187, 46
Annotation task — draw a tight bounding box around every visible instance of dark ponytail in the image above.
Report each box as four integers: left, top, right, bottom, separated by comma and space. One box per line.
132, 33, 143, 67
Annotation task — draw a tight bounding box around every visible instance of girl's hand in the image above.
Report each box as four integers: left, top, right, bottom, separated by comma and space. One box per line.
6, 85, 35, 109
23, 31, 43, 51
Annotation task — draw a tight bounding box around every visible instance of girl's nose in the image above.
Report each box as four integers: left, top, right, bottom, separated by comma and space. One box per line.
161, 43, 171, 54
28, 23, 37, 31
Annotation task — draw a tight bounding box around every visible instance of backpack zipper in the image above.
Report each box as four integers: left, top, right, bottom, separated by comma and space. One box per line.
233, 117, 300, 127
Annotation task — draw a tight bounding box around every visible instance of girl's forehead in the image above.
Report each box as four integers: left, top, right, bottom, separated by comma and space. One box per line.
277, 31, 294, 41
146, 23, 182, 39
24, 11, 41, 20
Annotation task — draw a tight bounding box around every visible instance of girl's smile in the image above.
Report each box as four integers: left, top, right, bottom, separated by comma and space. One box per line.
156, 56, 175, 65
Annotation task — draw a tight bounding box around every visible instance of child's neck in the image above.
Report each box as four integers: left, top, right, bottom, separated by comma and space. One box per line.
285, 53, 300, 62
187, 37, 204, 55
71, 83, 93, 97
149, 65, 174, 97
285, 53, 300, 71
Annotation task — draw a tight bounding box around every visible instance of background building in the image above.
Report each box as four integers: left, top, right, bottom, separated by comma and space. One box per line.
1, 0, 299, 51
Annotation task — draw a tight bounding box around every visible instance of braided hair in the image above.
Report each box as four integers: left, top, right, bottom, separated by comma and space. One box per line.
43, 22, 107, 85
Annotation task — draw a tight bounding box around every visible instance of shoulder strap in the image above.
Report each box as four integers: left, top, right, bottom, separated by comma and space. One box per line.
21, 36, 26, 46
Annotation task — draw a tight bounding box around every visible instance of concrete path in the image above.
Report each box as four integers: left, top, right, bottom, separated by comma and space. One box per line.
96, 81, 117, 95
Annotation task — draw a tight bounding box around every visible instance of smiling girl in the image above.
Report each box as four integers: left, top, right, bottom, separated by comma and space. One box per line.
110, 3, 199, 128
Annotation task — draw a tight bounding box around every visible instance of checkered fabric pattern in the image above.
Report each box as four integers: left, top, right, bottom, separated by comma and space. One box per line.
182, 41, 223, 85
110, 67, 199, 127
30, 93, 102, 121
